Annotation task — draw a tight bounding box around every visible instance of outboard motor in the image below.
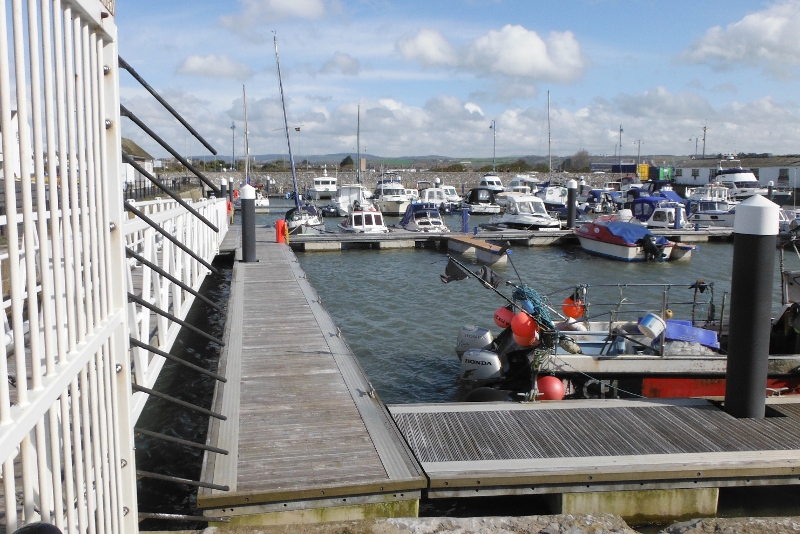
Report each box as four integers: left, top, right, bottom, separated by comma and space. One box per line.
460, 348, 504, 384
455, 325, 494, 358
640, 235, 666, 261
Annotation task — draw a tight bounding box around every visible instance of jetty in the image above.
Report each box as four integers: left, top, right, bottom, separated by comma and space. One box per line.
198, 222, 800, 526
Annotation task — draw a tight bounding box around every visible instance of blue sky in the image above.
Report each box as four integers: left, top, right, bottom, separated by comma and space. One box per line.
115, 0, 800, 161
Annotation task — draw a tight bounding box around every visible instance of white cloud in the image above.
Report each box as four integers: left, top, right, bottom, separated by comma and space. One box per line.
679, 2, 800, 77
397, 25, 586, 83
320, 52, 361, 76
221, 0, 325, 29
177, 55, 253, 80
397, 28, 458, 67
465, 25, 585, 81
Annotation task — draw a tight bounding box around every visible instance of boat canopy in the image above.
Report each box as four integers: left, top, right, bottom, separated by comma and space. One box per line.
399, 202, 440, 227
604, 221, 670, 246
465, 187, 496, 204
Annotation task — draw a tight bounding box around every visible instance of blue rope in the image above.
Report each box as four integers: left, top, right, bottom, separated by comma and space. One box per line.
512, 285, 557, 331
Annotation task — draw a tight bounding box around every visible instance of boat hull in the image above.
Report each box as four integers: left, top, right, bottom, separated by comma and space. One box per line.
376, 200, 411, 216
577, 235, 674, 261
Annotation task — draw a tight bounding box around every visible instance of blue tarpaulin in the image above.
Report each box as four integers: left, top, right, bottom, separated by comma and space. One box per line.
604, 221, 670, 246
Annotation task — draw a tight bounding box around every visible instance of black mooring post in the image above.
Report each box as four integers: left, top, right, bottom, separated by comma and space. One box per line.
220, 180, 227, 201
566, 179, 577, 229
240, 185, 257, 262
724, 195, 779, 418
768, 181, 774, 201
228, 177, 234, 202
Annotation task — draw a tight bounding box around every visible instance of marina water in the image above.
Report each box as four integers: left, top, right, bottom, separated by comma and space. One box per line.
137, 201, 800, 529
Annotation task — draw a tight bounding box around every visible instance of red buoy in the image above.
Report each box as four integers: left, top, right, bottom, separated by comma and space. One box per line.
494, 306, 514, 328
513, 329, 540, 347
562, 297, 585, 319
511, 312, 538, 338
275, 219, 286, 243
538, 375, 565, 400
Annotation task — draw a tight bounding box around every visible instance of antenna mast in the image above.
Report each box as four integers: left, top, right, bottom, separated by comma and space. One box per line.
547, 91, 551, 174
243, 85, 250, 184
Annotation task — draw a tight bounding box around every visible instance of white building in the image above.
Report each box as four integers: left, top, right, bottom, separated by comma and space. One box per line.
673, 155, 800, 189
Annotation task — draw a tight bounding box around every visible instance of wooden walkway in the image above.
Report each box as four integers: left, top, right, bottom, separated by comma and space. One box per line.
199, 226, 425, 521
390, 396, 800, 498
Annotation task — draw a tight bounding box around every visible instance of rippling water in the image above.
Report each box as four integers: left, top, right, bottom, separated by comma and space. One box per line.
259, 202, 800, 404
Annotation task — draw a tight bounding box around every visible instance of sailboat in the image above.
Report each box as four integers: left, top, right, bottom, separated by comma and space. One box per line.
275, 35, 325, 235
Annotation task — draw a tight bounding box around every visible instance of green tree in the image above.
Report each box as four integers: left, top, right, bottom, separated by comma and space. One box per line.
340, 155, 354, 169
566, 150, 591, 172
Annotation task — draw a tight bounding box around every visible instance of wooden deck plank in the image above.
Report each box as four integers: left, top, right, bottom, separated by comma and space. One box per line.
199, 226, 425, 510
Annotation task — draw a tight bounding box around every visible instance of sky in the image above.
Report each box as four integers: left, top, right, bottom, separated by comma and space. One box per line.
114, 0, 800, 162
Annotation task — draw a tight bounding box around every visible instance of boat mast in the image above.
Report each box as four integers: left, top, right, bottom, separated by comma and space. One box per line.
491, 119, 496, 173
274, 35, 302, 210
547, 91, 551, 174
243, 85, 250, 184
356, 104, 361, 184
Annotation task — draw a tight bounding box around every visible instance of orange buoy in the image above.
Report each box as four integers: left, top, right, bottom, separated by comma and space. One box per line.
562, 297, 585, 319
511, 312, 538, 338
538, 375, 565, 400
494, 306, 514, 328
512, 329, 540, 347
275, 219, 286, 243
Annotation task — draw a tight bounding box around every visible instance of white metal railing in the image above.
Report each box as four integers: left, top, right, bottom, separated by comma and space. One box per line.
124, 196, 228, 421
0, 0, 232, 532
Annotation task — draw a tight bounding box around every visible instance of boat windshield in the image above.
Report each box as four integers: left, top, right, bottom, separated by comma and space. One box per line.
516, 201, 548, 215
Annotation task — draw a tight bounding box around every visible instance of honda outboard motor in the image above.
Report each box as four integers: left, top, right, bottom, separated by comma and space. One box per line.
459, 348, 504, 384
455, 325, 494, 358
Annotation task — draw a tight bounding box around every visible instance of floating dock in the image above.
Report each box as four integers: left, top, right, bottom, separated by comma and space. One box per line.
200, 222, 800, 526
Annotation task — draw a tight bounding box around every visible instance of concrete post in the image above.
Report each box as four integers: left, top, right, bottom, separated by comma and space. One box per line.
724, 195, 779, 418
461, 207, 470, 233
566, 179, 577, 229
240, 184, 257, 262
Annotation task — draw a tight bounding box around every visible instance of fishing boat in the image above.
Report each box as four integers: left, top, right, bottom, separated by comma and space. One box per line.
275, 37, 325, 235
462, 187, 501, 215
574, 214, 676, 261
337, 208, 389, 233
442, 255, 800, 401
482, 194, 561, 230
398, 202, 450, 233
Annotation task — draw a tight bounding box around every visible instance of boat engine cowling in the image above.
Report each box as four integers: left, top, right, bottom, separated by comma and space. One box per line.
455, 325, 494, 358
460, 349, 504, 383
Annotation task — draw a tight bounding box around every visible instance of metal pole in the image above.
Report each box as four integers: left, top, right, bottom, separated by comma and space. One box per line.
461, 207, 469, 233
566, 179, 577, 229
724, 195, 779, 418
240, 184, 257, 262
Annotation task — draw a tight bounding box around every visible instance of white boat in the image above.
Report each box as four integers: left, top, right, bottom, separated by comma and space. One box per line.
337, 208, 389, 233
308, 167, 337, 200
484, 195, 561, 230
275, 37, 325, 235
478, 173, 504, 194
714, 156, 770, 201
417, 187, 449, 210
630, 197, 688, 229
373, 180, 411, 216
398, 203, 450, 233
441, 185, 462, 208
331, 184, 374, 216
686, 182, 737, 227
462, 187, 501, 215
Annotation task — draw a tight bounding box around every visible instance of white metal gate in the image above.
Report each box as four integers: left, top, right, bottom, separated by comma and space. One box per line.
0, 0, 232, 529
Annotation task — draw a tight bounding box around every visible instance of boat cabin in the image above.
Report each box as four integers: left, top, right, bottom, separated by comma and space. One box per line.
631, 197, 687, 229
479, 174, 504, 193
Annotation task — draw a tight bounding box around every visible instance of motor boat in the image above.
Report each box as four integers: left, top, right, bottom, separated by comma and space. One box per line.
685, 183, 737, 227
337, 208, 389, 233
398, 202, 450, 233
307, 167, 337, 200
373, 180, 411, 216
478, 173, 504, 194
714, 156, 773, 201
331, 184, 374, 216
630, 197, 688, 229
574, 213, 678, 262
482, 195, 561, 230
285, 204, 325, 235
462, 187, 501, 215
417, 187, 451, 212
